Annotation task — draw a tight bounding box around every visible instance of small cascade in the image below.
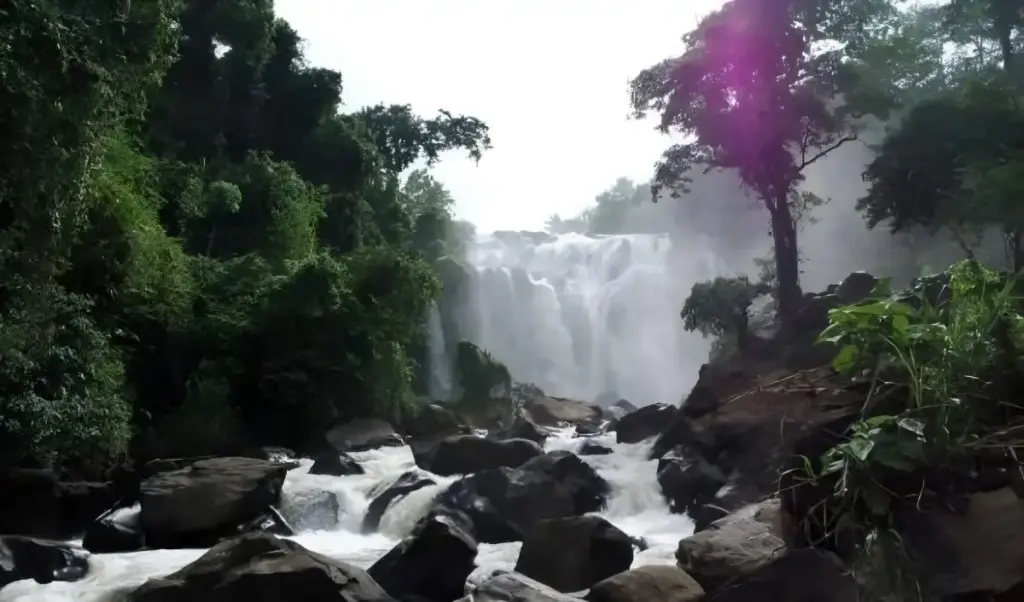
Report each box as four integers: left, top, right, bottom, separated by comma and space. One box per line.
0, 430, 693, 602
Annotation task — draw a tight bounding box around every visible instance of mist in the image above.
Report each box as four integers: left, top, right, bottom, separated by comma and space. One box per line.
433, 117, 1009, 409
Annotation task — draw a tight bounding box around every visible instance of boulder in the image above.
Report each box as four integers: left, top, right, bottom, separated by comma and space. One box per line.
413, 435, 543, 476
525, 396, 602, 426
675, 510, 784, 593
0, 469, 120, 539
707, 548, 855, 602
463, 571, 580, 602
432, 450, 610, 543
897, 487, 1024, 598
129, 533, 394, 602
579, 441, 613, 456
286, 490, 340, 533
326, 418, 403, 452
615, 403, 678, 444
586, 565, 705, 602
138, 456, 298, 549
515, 516, 634, 592
309, 452, 364, 477
654, 364, 862, 509
613, 399, 638, 413
834, 271, 878, 304
574, 422, 601, 437
369, 512, 477, 602
83, 511, 145, 553
0, 536, 89, 589
401, 403, 469, 440
656, 452, 727, 516
499, 414, 550, 445
362, 471, 437, 533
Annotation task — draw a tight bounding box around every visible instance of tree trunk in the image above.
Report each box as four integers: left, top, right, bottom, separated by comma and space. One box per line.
1008, 227, 1024, 272
769, 196, 802, 321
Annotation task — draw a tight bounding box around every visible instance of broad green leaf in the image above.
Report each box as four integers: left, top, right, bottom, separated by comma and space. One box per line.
898, 417, 925, 436
832, 344, 860, 372
845, 436, 875, 462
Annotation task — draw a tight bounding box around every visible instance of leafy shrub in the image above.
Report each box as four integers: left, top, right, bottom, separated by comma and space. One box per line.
794, 260, 1024, 598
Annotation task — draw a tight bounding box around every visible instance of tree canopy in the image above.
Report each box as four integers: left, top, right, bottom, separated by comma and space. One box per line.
0, 0, 490, 470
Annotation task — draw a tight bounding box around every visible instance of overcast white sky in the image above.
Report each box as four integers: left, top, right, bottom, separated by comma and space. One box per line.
275, 1, 723, 232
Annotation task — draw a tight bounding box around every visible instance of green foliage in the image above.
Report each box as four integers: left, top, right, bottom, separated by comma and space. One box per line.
545, 178, 656, 236
682, 276, 762, 339
859, 78, 1024, 252
453, 341, 513, 404
798, 259, 1024, 597
682, 275, 768, 357
0, 0, 489, 470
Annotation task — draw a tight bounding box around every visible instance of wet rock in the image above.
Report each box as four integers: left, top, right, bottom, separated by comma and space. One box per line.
130, 533, 393, 602
574, 422, 601, 437
413, 435, 543, 476
0, 469, 121, 539
525, 396, 602, 426
139, 456, 299, 549
579, 441, 613, 456
676, 510, 784, 593
708, 548, 855, 602
0, 536, 89, 589
496, 414, 549, 445
369, 511, 477, 602
463, 571, 580, 602
401, 403, 469, 440
362, 471, 437, 533
433, 450, 610, 544
615, 403, 678, 444
613, 400, 637, 413
657, 452, 727, 516
249, 446, 296, 462
309, 452, 364, 477
585, 565, 704, 602
287, 490, 340, 533
326, 418, 404, 452
835, 271, 878, 304
690, 505, 730, 533
897, 487, 1024, 598
83, 511, 145, 553
515, 516, 634, 592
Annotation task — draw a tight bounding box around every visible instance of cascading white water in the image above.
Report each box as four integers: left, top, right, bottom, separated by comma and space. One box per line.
444, 232, 732, 405
426, 301, 453, 401
0, 430, 692, 601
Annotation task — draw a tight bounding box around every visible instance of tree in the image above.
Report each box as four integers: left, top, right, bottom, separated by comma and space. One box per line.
0, 0, 492, 469
629, 0, 881, 319
681, 276, 769, 355
859, 78, 1024, 268
857, 0, 1024, 269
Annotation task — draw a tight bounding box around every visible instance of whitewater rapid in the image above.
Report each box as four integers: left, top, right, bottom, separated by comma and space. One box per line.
0, 429, 693, 601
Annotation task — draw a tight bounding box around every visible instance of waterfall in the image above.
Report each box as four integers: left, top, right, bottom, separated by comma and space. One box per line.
437, 231, 734, 405
426, 301, 452, 401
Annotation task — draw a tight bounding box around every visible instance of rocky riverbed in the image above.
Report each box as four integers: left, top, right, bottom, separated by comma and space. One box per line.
4, 271, 1023, 602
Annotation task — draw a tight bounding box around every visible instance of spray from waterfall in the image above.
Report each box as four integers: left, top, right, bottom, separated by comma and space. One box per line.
434, 232, 735, 405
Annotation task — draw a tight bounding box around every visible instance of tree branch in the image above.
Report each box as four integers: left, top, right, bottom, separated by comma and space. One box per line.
798, 134, 857, 171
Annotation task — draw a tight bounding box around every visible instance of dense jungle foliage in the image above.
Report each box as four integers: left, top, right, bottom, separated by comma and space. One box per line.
0, 0, 493, 473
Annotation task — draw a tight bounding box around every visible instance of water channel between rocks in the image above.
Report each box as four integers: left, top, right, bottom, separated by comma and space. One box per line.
0, 428, 694, 602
